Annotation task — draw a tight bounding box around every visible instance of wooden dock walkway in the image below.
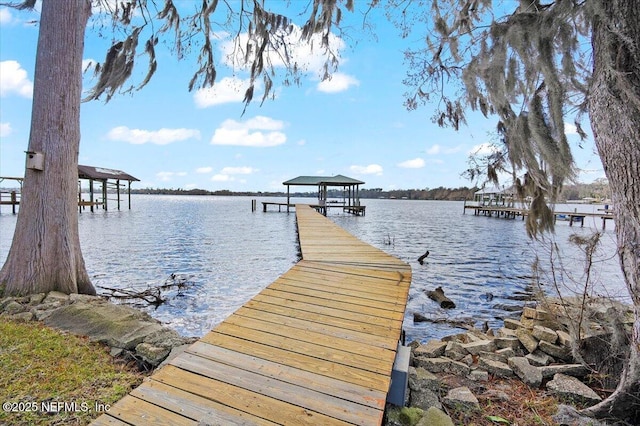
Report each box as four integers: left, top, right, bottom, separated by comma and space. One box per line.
91, 205, 411, 425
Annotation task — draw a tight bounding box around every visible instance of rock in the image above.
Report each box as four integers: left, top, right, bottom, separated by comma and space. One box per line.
461, 339, 495, 355
408, 367, 440, 393
525, 349, 553, 366
43, 301, 164, 349
539, 340, 572, 361
478, 358, 514, 378
410, 388, 442, 411
539, 364, 589, 379
482, 389, 511, 401
468, 370, 489, 382
442, 386, 479, 410
135, 342, 171, 366
32, 307, 57, 321
444, 341, 466, 361
479, 350, 507, 364
4, 300, 26, 315
416, 407, 454, 426
447, 359, 471, 376
69, 293, 104, 304
497, 327, 517, 337
398, 406, 424, 425
415, 339, 448, 358
29, 293, 46, 305
10, 311, 34, 322
522, 307, 538, 319
503, 318, 523, 330
42, 291, 70, 304
546, 373, 602, 405
414, 356, 450, 373
110, 347, 125, 357
495, 348, 516, 359
385, 406, 424, 426
508, 357, 542, 388
552, 404, 609, 426
143, 328, 188, 348
495, 336, 521, 350
556, 330, 573, 348
532, 325, 558, 344
515, 327, 539, 353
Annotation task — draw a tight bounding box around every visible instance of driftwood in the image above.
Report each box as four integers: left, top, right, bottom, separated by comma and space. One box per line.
98, 273, 193, 307
412, 312, 473, 329
427, 286, 456, 309
417, 250, 430, 265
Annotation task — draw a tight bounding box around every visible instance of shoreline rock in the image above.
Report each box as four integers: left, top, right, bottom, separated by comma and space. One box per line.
386, 297, 633, 425
0, 291, 197, 369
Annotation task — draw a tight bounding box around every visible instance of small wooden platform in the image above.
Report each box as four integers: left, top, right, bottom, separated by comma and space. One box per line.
91, 205, 410, 425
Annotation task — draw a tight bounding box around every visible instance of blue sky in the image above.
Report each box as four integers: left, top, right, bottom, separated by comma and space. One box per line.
0, 2, 605, 192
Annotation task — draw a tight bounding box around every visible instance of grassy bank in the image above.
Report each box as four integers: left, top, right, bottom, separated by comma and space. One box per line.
0, 319, 144, 426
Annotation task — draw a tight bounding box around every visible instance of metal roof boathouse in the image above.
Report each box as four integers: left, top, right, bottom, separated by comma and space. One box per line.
281, 174, 366, 216
78, 165, 140, 212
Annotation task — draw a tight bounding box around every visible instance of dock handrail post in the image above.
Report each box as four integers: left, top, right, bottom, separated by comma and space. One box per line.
11, 190, 17, 214
463, 198, 466, 214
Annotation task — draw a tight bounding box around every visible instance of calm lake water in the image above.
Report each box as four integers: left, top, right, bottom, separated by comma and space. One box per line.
0, 195, 626, 343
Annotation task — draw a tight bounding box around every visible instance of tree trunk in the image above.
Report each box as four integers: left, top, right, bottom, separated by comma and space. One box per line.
0, 0, 95, 296
585, 0, 640, 420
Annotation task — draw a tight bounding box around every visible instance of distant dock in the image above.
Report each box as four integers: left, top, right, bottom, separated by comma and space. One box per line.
463, 202, 615, 229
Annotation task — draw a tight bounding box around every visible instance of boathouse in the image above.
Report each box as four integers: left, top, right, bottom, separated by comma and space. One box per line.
282, 174, 365, 215
78, 165, 139, 212
1, 165, 139, 214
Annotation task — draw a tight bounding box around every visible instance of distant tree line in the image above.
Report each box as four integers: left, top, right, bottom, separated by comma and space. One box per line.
131, 180, 609, 202
131, 186, 479, 200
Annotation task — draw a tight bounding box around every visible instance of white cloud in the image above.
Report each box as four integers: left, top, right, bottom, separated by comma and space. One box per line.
212, 174, 231, 182
350, 164, 383, 175
82, 58, 97, 73
211, 166, 256, 183
220, 166, 256, 175
107, 126, 201, 145
195, 166, 213, 174
221, 24, 346, 77
0, 122, 12, 137
156, 171, 187, 182
398, 158, 425, 169
211, 116, 286, 147
297, 139, 306, 146
0, 60, 33, 98
0, 8, 14, 25
427, 144, 463, 155
194, 76, 254, 108
564, 122, 579, 135
426, 145, 441, 155
317, 72, 359, 93
469, 142, 499, 156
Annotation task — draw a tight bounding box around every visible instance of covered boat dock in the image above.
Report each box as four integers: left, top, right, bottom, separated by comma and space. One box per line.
77, 165, 139, 212
263, 174, 366, 216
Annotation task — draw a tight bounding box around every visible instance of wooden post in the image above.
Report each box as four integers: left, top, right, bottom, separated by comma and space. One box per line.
286, 185, 290, 213
10, 191, 17, 214
128, 180, 132, 209
102, 180, 107, 210
89, 179, 94, 212
116, 179, 121, 210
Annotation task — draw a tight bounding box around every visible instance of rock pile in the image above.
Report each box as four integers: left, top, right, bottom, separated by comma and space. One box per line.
386, 298, 633, 425
0, 291, 196, 369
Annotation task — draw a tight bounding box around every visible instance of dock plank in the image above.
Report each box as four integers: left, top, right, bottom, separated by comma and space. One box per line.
91, 205, 410, 425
